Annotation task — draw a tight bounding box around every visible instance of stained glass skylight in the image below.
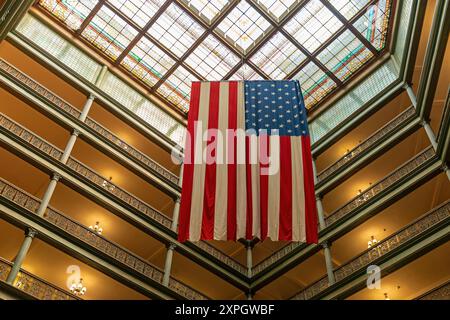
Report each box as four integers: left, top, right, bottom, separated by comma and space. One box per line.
147, 3, 205, 58
217, 0, 271, 52
81, 5, 138, 60
121, 36, 175, 87
37, 0, 394, 111
38, 0, 98, 30
185, 34, 240, 80
284, 0, 343, 53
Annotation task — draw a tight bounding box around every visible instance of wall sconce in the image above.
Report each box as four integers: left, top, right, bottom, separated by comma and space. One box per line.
367, 235, 378, 248
70, 277, 87, 296
102, 176, 115, 192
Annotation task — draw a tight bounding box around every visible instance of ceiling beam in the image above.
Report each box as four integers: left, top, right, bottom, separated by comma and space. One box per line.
75, 0, 105, 35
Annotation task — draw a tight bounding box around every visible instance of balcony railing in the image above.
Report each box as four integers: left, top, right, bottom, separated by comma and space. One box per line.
0, 113, 247, 276
291, 201, 450, 300
0, 58, 180, 186
252, 146, 436, 275
0, 257, 79, 300
316, 105, 416, 183
416, 280, 450, 300
0, 178, 208, 300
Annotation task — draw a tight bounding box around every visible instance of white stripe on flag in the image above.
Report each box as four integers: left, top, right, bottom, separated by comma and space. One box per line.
189, 82, 210, 241
236, 81, 247, 239
214, 82, 229, 240
251, 135, 260, 239
291, 137, 306, 242
267, 134, 280, 240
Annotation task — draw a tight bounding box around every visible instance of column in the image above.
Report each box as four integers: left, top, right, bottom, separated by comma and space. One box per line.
322, 242, 336, 285
312, 160, 326, 230
170, 162, 184, 232
422, 120, 438, 150
246, 292, 253, 300
60, 129, 80, 164
78, 94, 95, 122
246, 241, 253, 278
6, 228, 37, 284
36, 173, 60, 217
404, 84, 417, 108
162, 243, 176, 287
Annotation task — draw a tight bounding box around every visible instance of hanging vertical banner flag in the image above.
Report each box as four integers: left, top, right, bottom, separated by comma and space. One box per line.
178, 80, 318, 243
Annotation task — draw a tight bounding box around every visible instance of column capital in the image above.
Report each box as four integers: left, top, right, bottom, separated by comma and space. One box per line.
175, 197, 181, 204
25, 228, 38, 238
321, 241, 332, 249
88, 93, 96, 100
51, 172, 62, 181
167, 243, 177, 251
72, 129, 81, 137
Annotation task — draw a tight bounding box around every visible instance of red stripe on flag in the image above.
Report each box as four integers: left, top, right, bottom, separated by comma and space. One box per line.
245, 136, 253, 240
178, 82, 201, 242
259, 135, 269, 241
279, 136, 293, 241
301, 136, 318, 243
227, 82, 238, 240
201, 81, 220, 239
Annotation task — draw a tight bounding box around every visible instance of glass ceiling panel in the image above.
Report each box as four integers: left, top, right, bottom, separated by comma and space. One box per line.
353, 0, 391, 51
157, 65, 199, 112
250, 32, 307, 79
185, 34, 240, 80
229, 64, 264, 80
81, 5, 138, 60
121, 36, 176, 87
284, 0, 343, 53
180, 0, 231, 23
291, 61, 337, 108
147, 3, 205, 58
37, 0, 394, 112
328, 0, 371, 20
217, 0, 272, 52
108, 0, 164, 28
254, 0, 298, 21
317, 29, 374, 81
38, 0, 98, 30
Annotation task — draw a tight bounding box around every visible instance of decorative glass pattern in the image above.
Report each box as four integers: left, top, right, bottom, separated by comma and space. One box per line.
180, 0, 231, 23
81, 5, 138, 60
229, 63, 263, 80
353, 0, 391, 51
328, 0, 371, 20
292, 61, 337, 108
284, 0, 343, 53
217, 1, 271, 52
108, 0, 165, 28
317, 30, 374, 81
148, 3, 205, 57
185, 34, 240, 80
250, 32, 306, 79
121, 36, 176, 87
38, 0, 98, 30
157, 65, 199, 112
255, 0, 298, 20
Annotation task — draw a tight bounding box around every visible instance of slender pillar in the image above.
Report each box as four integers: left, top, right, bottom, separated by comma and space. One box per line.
36, 173, 61, 217
6, 228, 37, 284
322, 242, 336, 285
78, 94, 95, 122
405, 84, 417, 108
60, 129, 80, 164
246, 241, 253, 278
246, 292, 253, 300
162, 243, 176, 287
312, 160, 326, 230
422, 120, 438, 150
171, 198, 181, 232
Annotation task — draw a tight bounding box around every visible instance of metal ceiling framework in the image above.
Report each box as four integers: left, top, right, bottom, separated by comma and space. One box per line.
36, 0, 393, 116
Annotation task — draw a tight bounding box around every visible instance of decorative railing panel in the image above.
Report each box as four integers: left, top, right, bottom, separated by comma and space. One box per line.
317, 106, 416, 183
0, 178, 208, 300
417, 281, 450, 300
0, 257, 78, 300
0, 58, 179, 186
253, 147, 436, 275
0, 113, 246, 275
292, 201, 450, 300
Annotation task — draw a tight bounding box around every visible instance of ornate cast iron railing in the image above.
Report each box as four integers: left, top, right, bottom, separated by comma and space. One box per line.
317, 106, 416, 183
291, 201, 450, 300
0, 59, 179, 185
252, 146, 436, 275
0, 257, 79, 300
0, 178, 208, 300
0, 113, 247, 276
416, 281, 450, 300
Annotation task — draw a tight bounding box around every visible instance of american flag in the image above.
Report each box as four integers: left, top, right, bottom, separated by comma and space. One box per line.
178, 80, 318, 243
